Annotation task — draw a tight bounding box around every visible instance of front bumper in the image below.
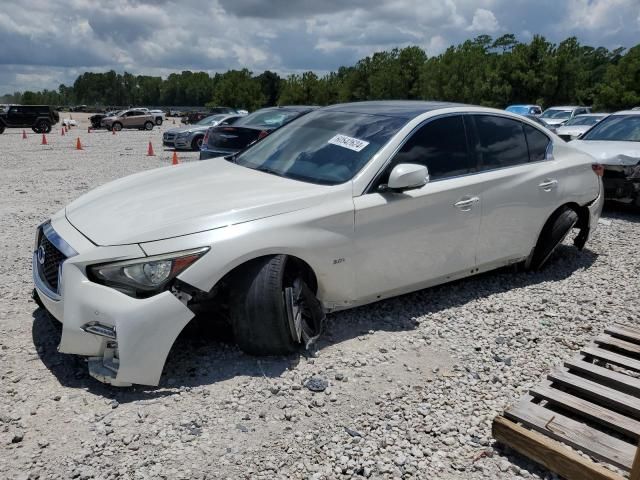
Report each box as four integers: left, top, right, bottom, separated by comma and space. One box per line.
32, 215, 195, 387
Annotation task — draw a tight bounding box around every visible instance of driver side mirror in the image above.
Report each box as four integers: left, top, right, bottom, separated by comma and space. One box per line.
381, 163, 429, 192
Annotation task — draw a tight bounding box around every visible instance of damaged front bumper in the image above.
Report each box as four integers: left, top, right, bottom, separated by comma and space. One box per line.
32, 214, 195, 387
602, 163, 640, 205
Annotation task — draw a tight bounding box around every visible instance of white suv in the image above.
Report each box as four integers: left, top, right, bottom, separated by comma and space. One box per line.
32, 101, 603, 386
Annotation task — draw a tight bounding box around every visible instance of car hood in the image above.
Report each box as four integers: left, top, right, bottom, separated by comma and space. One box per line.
556, 125, 590, 137
165, 125, 210, 135
65, 159, 332, 246
571, 140, 640, 166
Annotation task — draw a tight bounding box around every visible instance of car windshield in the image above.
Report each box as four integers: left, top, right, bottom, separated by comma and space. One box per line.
564, 115, 602, 126
234, 109, 304, 129
233, 110, 407, 185
506, 106, 528, 115
541, 109, 572, 119
197, 114, 227, 125
581, 115, 640, 142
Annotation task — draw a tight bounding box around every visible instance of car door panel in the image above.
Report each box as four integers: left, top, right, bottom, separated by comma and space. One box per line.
353, 177, 482, 302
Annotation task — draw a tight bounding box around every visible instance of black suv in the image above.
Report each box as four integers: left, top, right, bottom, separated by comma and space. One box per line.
0, 105, 60, 134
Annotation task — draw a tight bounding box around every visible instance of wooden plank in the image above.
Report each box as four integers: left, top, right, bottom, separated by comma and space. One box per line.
596, 335, 640, 356
504, 398, 636, 470
548, 369, 640, 418
606, 326, 640, 345
530, 382, 640, 439
632, 442, 640, 480
582, 347, 640, 373
493, 416, 625, 480
565, 359, 640, 397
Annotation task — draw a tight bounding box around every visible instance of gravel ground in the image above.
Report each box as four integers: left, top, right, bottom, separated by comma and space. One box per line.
1, 113, 639, 479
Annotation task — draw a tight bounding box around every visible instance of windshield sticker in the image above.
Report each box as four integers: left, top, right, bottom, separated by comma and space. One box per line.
328, 134, 370, 152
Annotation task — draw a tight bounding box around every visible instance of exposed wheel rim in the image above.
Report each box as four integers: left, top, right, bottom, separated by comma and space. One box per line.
113, 123, 122, 131
145, 123, 153, 130
196, 137, 203, 149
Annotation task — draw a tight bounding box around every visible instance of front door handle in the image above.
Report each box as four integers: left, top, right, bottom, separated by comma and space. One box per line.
538, 179, 558, 191
454, 196, 479, 211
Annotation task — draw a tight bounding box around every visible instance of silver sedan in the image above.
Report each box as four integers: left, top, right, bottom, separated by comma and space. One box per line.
163, 114, 243, 150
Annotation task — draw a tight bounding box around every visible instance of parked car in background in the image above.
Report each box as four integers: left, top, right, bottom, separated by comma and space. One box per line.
506, 104, 542, 116
540, 106, 592, 127
632, 107, 640, 111
182, 107, 237, 124
137, 108, 165, 126
199, 106, 317, 160
555, 113, 608, 141
571, 110, 640, 207
523, 114, 557, 134
101, 109, 155, 131
31, 101, 604, 386
89, 111, 120, 129
163, 114, 243, 150
0, 105, 60, 134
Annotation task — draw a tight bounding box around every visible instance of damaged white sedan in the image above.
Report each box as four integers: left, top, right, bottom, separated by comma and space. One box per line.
571, 110, 640, 207
33, 101, 604, 387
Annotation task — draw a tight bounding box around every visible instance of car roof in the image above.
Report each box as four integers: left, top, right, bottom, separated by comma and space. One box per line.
266, 105, 318, 112
546, 106, 586, 110
321, 100, 465, 119
612, 110, 640, 115
507, 104, 539, 108
575, 113, 607, 117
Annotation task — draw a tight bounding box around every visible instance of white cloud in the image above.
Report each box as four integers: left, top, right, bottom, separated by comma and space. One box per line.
467, 8, 499, 32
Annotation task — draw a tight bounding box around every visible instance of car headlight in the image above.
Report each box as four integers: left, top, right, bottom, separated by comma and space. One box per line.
88, 247, 209, 297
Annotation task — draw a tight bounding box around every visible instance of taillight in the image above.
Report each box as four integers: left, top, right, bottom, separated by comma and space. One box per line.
257, 130, 269, 140
592, 164, 604, 177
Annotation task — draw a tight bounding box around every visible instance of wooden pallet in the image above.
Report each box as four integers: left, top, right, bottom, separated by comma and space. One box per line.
493, 324, 640, 480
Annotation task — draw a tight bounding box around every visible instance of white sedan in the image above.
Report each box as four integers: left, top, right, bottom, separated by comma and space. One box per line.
32, 101, 603, 386
571, 110, 640, 206
555, 113, 608, 141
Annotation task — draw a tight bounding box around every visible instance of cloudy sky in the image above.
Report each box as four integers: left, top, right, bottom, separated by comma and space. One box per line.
1, 0, 639, 94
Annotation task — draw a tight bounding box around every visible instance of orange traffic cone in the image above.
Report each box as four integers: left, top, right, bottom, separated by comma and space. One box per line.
61, 127, 65, 136
22, 130, 27, 139
76, 137, 83, 150
147, 141, 155, 156
172, 151, 179, 165
41, 134, 47, 145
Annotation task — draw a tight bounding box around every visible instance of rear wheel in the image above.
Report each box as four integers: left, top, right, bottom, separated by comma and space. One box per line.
112, 122, 123, 132
191, 135, 204, 151
527, 206, 579, 270
229, 255, 324, 355
144, 121, 153, 131
36, 120, 51, 133
155, 117, 163, 126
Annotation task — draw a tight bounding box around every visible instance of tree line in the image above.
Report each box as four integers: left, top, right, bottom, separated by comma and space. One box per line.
2, 34, 639, 111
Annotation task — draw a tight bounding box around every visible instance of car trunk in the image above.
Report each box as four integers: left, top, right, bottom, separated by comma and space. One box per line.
206, 125, 265, 151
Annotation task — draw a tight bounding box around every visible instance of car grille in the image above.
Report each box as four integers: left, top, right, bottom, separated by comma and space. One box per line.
163, 132, 176, 142
37, 231, 66, 293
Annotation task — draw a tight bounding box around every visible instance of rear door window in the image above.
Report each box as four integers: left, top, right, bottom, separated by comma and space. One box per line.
469, 115, 530, 171
389, 115, 474, 181
523, 124, 550, 162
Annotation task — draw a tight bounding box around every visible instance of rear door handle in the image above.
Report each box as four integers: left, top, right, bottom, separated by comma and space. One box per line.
454, 196, 479, 211
538, 179, 558, 191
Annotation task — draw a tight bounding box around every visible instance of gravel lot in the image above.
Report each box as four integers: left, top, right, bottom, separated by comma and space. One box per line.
1, 113, 639, 480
